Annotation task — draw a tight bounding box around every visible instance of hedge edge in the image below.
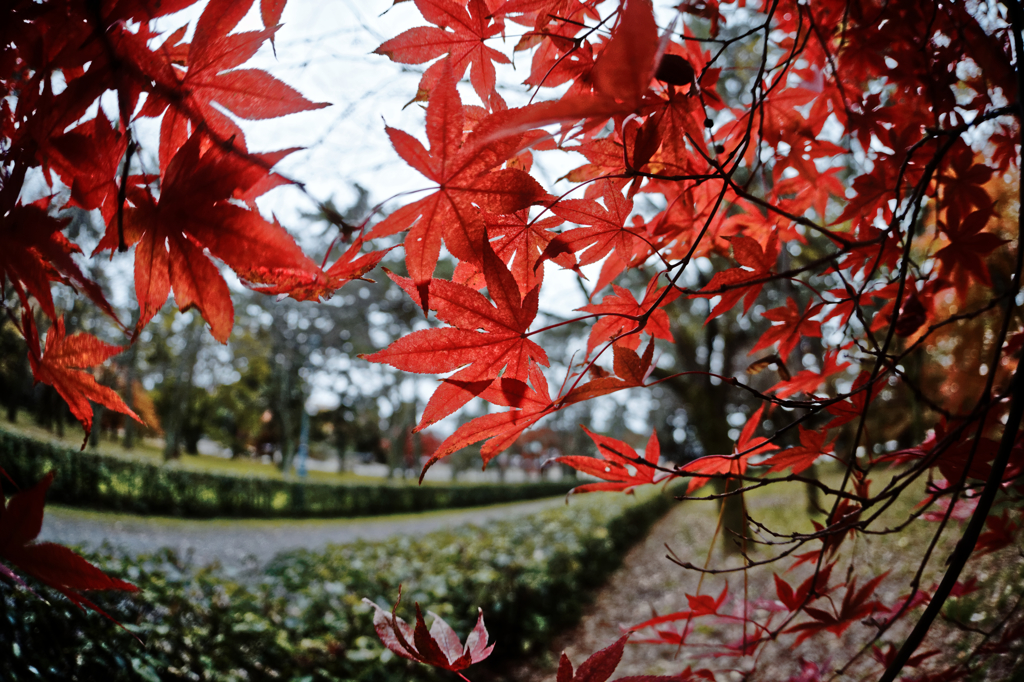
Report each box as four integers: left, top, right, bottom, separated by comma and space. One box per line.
0, 428, 574, 518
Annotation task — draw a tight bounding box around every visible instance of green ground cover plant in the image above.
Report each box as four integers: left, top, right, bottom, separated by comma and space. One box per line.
0, 488, 677, 681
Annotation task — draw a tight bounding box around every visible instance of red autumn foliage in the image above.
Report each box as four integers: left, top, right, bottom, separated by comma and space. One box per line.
22, 314, 140, 443
556, 427, 666, 494
4, 0, 1024, 678
0, 471, 138, 623
362, 593, 494, 672
553, 633, 711, 682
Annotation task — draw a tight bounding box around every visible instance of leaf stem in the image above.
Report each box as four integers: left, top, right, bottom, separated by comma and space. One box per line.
117, 137, 136, 253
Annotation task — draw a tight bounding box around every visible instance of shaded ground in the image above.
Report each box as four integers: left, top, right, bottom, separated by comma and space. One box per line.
509, 479, 1022, 682
509, 499, 722, 681
40, 496, 567, 569
509, 492, 855, 680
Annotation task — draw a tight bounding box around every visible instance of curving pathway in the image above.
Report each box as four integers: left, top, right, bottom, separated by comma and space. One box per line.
40, 497, 567, 570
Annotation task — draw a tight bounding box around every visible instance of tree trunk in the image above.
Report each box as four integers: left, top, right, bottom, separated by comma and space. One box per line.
271, 308, 296, 474
804, 462, 823, 515
89, 404, 103, 448
660, 302, 752, 556
122, 341, 139, 449
164, 316, 203, 461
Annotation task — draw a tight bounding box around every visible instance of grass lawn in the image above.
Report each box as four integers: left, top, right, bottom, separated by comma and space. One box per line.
3, 414, 400, 485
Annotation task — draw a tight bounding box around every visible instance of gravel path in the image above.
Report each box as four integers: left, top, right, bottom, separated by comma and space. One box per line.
39, 497, 567, 569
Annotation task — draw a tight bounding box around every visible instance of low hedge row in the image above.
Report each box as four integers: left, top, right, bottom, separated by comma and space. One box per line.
0, 487, 679, 681
0, 429, 574, 518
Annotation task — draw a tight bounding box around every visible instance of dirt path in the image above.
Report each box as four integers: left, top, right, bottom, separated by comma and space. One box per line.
509, 501, 722, 680
509, 487, 957, 681
510, 495, 794, 681
40, 497, 567, 569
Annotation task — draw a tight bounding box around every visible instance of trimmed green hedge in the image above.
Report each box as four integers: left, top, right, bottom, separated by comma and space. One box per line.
0, 487, 679, 681
0, 429, 574, 518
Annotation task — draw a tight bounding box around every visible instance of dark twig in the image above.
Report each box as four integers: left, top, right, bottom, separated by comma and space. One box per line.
117, 137, 137, 253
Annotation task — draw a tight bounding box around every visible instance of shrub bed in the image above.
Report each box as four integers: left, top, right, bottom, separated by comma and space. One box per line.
0, 487, 678, 681
0, 429, 573, 518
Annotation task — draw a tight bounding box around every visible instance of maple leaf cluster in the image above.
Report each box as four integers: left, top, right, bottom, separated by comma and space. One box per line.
364, 593, 714, 682
4, 0, 1024, 677
361, 0, 1024, 677
0, 0, 393, 619
2, 0, 389, 442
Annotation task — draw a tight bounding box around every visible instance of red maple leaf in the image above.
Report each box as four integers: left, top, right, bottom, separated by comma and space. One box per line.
0, 472, 138, 622
452, 204, 573, 296
558, 634, 628, 682
935, 204, 1008, 302
364, 241, 548, 431
261, 0, 287, 29
556, 631, 705, 681
825, 372, 875, 428
772, 166, 845, 228
374, 0, 511, 104
881, 420, 1016, 483
541, 180, 649, 295
138, 0, 327, 169
46, 115, 128, 223
23, 315, 141, 442
769, 349, 850, 399
578, 278, 679, 356
938, 142, 996, 217
785, 573, 888, 645
720, 87, 820, 168
749, 297, 823, 361
774, 564, 835, 613
681, 405, 776, 492
562, 341, 655, 405
562, 136, 630, 185
833, 171, 895, 235
812, 495, 864, 559
696, 233, 779, 320
557, 428, 665, 494
518, 23, 596, 87
482, 208, 570, 297
96, 133, 327, 342
421, 366, 556, 478
821, 284, 864, 330
871, 643, 940, 670
280, 238, 390, 301
362, 593, 494, 672
976, 511, 1020, 555
366, 60, 544, 310
761, 426, 834, 475
2, 201, 119, 324
492, 0, 665, 137
648, 60, 712, 171
630, 583, 729, 631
